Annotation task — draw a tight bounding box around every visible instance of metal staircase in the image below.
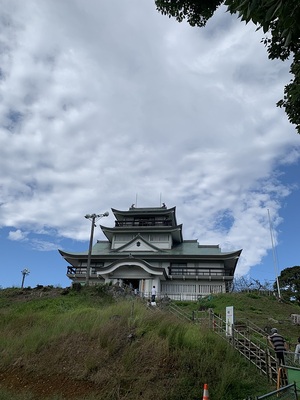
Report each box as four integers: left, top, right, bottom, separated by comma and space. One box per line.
209, 310, 281, 383
163, 302, 300, 397
167, 302, 193, 321
165, 302, 283, 383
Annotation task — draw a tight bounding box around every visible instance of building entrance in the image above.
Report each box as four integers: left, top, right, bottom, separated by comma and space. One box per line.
123, 279, 140, 292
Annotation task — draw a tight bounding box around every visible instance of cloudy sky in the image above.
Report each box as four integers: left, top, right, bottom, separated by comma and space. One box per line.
1, 0, 299, 289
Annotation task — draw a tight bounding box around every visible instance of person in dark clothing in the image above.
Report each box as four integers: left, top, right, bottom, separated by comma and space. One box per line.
268, 328, 288, 365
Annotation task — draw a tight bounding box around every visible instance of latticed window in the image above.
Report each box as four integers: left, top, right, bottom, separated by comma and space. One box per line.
161, 283, 196, 294
199, 284, 223, 294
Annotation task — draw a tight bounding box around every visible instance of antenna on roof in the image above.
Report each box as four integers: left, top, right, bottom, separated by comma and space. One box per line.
135, 193, 138, 207
159, 193, 162, 207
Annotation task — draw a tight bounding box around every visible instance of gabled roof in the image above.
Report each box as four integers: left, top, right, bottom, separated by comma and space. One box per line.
59, 241, 241, 271
115, 234, 164, 253
59, 240, 241, 258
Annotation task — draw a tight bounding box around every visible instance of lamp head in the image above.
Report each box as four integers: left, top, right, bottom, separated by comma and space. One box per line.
21, 268, 30, 275
85, 212, 108, 219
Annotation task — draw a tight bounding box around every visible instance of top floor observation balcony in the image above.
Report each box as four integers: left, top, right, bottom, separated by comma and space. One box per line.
115, 217, 173, 227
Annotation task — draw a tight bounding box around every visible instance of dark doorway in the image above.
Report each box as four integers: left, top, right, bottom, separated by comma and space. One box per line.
123, 279, 140, 291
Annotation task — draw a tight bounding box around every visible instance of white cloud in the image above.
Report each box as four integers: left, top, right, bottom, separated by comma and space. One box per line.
30, 239, 60, 252
0, 0, 299, 278
8, 229, 28, 241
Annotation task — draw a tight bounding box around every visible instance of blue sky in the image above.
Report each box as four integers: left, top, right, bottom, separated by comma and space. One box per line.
0, 0, 299, 289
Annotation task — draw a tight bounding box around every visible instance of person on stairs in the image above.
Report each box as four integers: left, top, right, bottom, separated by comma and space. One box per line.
268, 328, 288, 365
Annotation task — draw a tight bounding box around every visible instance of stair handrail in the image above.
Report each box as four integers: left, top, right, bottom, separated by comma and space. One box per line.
209, 310, 278, 383
167, 302, 191, 322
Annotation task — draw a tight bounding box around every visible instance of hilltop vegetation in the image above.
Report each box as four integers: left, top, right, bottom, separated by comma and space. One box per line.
183, 291, 300, 346
0, 285, 299, 400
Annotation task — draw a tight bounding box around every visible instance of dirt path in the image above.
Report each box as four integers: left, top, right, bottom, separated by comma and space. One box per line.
0, 368, 100, 399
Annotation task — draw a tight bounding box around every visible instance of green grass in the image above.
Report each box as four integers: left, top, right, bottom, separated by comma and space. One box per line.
1, 286, 298, 399
175, 292, 300, 344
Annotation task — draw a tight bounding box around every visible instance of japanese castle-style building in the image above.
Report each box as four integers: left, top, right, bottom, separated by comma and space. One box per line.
59, 205, 242, 300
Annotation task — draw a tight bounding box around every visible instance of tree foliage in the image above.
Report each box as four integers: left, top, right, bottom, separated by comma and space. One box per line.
233, 276, 273, 292
155, 0, 223, 26
276, 266, 300, 302
155, 0, 300, 134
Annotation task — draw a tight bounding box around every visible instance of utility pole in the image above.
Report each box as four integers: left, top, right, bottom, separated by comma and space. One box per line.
85, 212, 109, 285
267, 209, 281, 299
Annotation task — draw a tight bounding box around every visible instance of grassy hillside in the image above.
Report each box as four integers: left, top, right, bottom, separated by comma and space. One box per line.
0, 286, 299, 400
183, 292, 300, 346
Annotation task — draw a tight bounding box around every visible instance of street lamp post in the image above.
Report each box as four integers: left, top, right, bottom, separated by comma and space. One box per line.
21, 268, 30, 288
85, 212, 109, 285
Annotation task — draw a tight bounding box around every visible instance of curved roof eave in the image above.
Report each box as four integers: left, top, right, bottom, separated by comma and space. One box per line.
111, 206, 176, 216
98, 257, 166, 276
220, 249, 242, 258
58, 249, 85, 266
111, 206, 178, 226
59, 249, 87, 257
59, 248, 242, 261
